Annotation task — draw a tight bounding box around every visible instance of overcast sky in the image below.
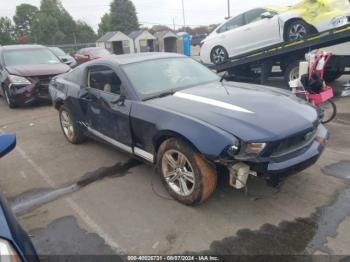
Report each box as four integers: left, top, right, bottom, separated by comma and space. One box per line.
1, 0, 301, 31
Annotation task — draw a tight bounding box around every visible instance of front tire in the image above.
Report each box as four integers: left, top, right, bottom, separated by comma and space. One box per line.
157, 138, 217, 205
285, 20, 311, 42
210, 46, 229, 65
3, 87, 17, 109
59, 105, 85, 144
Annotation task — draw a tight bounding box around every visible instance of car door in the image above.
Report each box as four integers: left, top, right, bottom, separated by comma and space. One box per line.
215, 14, 246, 57
82, 64, 133, 152
242, 8, 281, 53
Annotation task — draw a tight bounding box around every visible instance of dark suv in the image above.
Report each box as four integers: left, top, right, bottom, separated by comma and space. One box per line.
0, 45, 70, 108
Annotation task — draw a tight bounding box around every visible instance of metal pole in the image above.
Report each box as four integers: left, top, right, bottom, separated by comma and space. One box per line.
182, 0, 186, 29
227, 0, 230, 18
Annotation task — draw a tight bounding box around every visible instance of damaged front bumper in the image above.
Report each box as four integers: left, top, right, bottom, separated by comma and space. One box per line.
227, 124, 329, 188
8, 80, 52, 106
266, 124, 328, 177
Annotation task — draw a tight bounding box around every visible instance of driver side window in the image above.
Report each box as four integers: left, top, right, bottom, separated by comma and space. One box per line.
217, 14, 244, 33
244, 9, 268, 25
87, 65, 122, 95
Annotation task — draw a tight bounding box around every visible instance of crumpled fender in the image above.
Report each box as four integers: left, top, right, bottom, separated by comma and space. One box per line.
271, 0, 349, 32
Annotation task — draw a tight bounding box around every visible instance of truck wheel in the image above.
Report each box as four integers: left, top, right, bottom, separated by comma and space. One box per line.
284, 61, 301, 86
285, 20, 311, 42
157, 138, 217, 205
211, 46, 228, 65
3, 87, 17, 109
59, 105, 85, 144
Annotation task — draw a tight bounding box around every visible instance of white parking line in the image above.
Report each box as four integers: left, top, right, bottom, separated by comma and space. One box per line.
0, 129, 125, 254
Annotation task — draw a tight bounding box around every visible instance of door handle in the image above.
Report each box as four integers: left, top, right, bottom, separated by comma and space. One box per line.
243, 27, 251, 31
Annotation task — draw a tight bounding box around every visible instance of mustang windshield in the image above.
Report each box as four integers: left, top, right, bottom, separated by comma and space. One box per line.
4, 48, 61, 66
122, 57, 220, 100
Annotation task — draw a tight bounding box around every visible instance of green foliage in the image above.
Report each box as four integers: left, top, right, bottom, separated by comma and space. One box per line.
30, 0, 96, 45
0, 17, 15, 45
76, 21, 97, 43
98, 13, 111, 36
98, 0, 139, 35
13, 4, 39, 38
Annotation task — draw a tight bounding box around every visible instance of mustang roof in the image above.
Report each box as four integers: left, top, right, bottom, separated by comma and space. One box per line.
99, 52, 186, 65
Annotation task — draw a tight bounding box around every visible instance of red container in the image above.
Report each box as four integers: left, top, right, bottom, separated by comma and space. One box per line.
307, 87, 334, 107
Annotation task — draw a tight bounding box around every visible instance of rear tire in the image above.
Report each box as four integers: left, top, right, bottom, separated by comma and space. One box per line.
284, 61, 301, 86
157, 138, 217, 205
59, 105, 86, 144
284, 20, 311, 42
321, 100, 337, 124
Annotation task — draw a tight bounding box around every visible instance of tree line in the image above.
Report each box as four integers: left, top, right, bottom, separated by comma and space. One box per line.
0, 0, 98, 45
0, 0, 217, 46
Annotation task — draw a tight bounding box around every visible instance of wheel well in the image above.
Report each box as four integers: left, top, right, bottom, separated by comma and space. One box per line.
154, 131, 199, 154
54, 99, 64, 110
283, 18, 318, 40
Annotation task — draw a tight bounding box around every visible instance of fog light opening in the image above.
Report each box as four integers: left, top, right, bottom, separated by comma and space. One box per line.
229, 162, 257, 190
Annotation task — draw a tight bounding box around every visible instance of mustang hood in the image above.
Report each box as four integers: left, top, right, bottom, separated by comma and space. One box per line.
148, 82, 319, 142
6, 63, 70, 77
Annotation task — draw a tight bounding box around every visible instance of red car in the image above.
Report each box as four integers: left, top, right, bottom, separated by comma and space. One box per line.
0, 45, 71, 108
74, 47, 111, 65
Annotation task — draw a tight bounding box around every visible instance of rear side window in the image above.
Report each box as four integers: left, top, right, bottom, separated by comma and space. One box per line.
244, 8, 267, 25
87, 65, 121, 95
65, 68, 81, 84
217, 15, 244, 33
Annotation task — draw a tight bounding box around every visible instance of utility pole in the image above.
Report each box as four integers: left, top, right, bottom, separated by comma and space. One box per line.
181, 0, 186, 29
173, 17, 176, 31
227, 0, 231, 19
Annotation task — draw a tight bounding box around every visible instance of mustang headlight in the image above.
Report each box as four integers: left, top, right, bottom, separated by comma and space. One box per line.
330, 16, 349, 28
245, 143, 266, 155
8, 75, 31, 86
0, 238, 22, 262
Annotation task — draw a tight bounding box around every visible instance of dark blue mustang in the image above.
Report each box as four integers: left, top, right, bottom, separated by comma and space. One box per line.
49, 53, 328, 205
0, 134, 39, 261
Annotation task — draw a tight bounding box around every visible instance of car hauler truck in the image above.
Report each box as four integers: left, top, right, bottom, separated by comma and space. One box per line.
207, 25, 350, 85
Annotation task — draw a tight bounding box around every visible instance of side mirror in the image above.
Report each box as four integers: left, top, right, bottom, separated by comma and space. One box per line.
261, 12, 274, 19
111, 89, 127, 106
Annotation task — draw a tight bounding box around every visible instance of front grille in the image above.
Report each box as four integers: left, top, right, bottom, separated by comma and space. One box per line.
37, 75, 54, 86
35, 75, 55, 98
272, 127, 318, 157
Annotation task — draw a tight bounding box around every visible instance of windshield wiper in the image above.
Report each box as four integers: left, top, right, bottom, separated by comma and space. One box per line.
144, 90, 175, 101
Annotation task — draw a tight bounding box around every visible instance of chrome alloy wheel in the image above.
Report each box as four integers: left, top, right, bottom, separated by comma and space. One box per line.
288, 24, 307, 41
162, 150, 195, 197
60, 110, 74, 141
212, 47, 227, 64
